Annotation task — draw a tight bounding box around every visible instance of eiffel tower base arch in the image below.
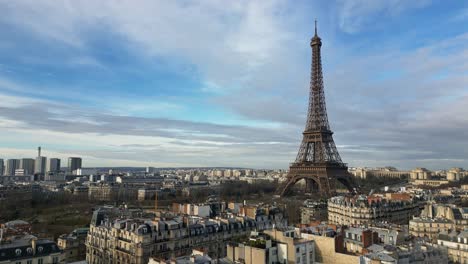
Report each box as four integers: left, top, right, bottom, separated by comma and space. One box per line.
278, 165, 355, 197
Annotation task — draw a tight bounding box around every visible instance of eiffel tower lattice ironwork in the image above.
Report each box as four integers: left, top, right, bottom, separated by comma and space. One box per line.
278, 21, 356, 197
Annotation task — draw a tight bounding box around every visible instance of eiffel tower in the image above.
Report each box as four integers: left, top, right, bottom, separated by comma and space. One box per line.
278, 22, 355, 197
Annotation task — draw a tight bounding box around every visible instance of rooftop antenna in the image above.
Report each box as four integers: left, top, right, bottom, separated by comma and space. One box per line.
315, 19, 318, 36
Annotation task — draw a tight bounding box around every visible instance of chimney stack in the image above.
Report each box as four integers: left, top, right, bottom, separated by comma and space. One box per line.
31, 237, 37, 255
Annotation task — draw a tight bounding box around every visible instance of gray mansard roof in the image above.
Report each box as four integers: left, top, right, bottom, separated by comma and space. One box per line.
0, 237, 61, 262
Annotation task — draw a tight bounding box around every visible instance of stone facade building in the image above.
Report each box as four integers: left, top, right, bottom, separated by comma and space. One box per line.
412, 179, 449, 187
227, 228, 315, 264
57, 228, 89, 262
437, 230, 468, 264
300, 200, 327, 224
342, 227, 378, 254
361, 243, 448, 264
88, 184, 139, 201
328, 194, 421, 226
446, 167, 467, 182
409, 218, 454, 242
410, 168, 432, 181
409, 203, 468, 241
350, 167, 409, 179
300, 230, 360, 264
85, 207, 285, 264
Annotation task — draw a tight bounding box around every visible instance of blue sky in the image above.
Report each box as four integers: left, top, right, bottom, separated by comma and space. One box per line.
0, 0, 467, 169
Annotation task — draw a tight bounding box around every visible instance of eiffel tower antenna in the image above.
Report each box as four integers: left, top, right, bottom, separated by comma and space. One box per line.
315, 19, 317, 36
277, 25, 356, 197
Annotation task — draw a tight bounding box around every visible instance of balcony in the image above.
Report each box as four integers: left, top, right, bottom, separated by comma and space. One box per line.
118, 236, 132, 243
115, 246, 133, 255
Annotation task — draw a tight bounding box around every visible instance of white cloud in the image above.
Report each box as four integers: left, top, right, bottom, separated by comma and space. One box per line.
0, 87, 298, 168
0, 0, 308, 93
336, 0, 431, 33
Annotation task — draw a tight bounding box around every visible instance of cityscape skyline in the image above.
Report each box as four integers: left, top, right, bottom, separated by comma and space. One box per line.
2, 3, 468, 264
0, 1, 467, 169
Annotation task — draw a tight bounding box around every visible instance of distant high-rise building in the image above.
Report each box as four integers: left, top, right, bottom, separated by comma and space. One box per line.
5, 159, 20, 176
35, 156, 47, 175
34, 146, 47, 175
0, 159, 4, 176
68, 157, 82, 173
48, 158, 61, 172
20, 158, 35, 175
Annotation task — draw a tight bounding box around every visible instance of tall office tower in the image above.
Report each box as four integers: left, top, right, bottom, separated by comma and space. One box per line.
20, 158, 35, 175
48, 158, 61, 172
68, 157, 82, 174
34, 146, 47, 175
5, 159, 20, 176
35, 156, 47, 175
0, 159, 4, 176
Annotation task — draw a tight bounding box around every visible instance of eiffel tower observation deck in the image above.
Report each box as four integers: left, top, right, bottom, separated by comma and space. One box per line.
278, 21, 356, 197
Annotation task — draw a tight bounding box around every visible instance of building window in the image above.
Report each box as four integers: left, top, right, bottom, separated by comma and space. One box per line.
53, 257, 59, 264
38, 259, 43, 264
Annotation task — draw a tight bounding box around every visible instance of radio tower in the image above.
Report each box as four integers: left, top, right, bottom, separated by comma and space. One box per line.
278, 21, 356, 197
